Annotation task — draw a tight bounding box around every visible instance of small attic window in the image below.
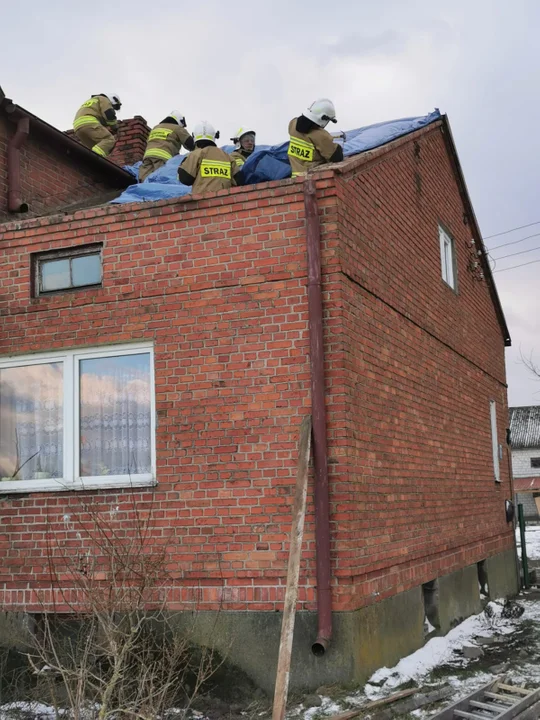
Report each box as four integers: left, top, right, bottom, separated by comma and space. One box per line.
34, 245, 102, 296
438, 225, 457, 290
531, 457, 540, 468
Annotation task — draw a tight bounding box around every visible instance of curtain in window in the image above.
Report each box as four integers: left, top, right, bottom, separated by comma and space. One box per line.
79, 353, 151, 477
0, 363, 63, 481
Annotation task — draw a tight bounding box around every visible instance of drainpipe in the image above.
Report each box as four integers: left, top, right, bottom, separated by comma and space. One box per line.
304, 177, 332, 655
7, 115, 30, 213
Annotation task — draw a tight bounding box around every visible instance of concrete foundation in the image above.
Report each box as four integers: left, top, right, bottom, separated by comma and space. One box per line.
173, 585, 425, 694
437, 565, 483, 633
0, 549, 520, 695
485, 546, 520, 598
178, 550, 518, 692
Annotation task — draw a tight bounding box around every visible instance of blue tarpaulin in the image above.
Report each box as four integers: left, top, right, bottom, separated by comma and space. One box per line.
112, 109, 441, 205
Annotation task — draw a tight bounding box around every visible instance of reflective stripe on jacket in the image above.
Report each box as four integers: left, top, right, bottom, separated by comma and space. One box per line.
74, 95, 117, 131
143, 123, 192, 163
287, 117, 337, 176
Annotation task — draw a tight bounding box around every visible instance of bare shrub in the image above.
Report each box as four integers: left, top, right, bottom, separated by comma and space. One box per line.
24, 490, 222, 720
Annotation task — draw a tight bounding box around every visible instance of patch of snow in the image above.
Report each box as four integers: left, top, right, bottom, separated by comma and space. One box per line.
365, 608, 518, 698
424, 617, 436, 634
292, 697, 341, 720
0, 703, 58, 720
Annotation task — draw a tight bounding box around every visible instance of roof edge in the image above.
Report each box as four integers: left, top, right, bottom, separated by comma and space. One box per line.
0, 171, 336, 235
0, 92, 135, 188
329, 114, 511, 348
333, 119, 443, 176
439, 115, 511, 347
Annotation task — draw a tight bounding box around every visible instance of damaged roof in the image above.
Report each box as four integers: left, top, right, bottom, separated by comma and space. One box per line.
0, 86, 135, 188
510, 406, 540, 449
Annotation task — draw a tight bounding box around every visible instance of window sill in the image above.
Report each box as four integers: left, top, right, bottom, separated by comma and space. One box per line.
0, 475, 157, 495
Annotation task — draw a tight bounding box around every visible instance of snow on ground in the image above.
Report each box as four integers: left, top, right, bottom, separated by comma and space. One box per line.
3, 598, 540, 720
0, 703, 58, 720
516, 524, 540, 560
288, 697, 341, 720
362, 602, 516, 700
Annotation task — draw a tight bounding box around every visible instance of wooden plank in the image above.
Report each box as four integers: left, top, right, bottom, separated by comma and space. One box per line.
454, 711, 493, 720
272, 415, 311, 720
430, 681, 498, 720
470, 700, 508, 712
484, 693, 516, 704
325, 689, 416, 720
498, 684, 531, 696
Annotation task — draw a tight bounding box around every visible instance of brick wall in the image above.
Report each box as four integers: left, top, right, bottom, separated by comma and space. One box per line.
328, 124, 513, 607
0, 125, 514, 614
65, 116, 150, 167
0, 113, 117, 222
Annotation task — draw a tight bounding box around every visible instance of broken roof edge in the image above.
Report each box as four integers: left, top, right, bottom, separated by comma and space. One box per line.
0, 86, 135, 189
0, 172, 328, 236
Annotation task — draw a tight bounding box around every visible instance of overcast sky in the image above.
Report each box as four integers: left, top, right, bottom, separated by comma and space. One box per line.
2, 0, 539, 407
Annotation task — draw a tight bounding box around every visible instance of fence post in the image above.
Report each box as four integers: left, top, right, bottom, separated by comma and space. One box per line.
518, 503, 530, 589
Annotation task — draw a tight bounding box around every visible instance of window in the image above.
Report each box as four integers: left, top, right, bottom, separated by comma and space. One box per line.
439, 225, 457, 290
490, 400, 500, 483
0, 344, 155, 493
34, 245, 102, 295
531, 457, 540, 468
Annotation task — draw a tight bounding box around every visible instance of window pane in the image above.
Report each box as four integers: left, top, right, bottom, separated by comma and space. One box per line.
445, 240, 455, 287
72, 254, 102, 287
79, 354, 151, 477
0, 363, 63, 481
41, 259, 71, 291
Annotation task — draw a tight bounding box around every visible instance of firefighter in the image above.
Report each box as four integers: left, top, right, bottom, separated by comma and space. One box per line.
73, 93, 122, 157
177, 121, 243, 195
229, 126, 256, 168
138, 111, 196, 182
287, 98, 343, 177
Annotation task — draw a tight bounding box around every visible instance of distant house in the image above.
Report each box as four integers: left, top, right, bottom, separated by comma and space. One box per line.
0, 88, 518, 692
510, 406, 540, 520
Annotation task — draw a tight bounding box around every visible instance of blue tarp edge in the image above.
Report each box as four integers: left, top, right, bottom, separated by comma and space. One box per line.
111, 109, 441, 205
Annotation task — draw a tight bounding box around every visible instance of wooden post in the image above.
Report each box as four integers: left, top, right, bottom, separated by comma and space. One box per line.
272, 415, 312, 720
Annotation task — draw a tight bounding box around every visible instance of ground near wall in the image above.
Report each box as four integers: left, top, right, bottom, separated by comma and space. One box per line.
1, 592, 540, 720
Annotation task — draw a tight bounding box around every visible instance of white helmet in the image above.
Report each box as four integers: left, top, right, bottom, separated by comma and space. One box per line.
106, 92, 122, 110
305, 98, 337, 128
192, 120, 219, 142
231, 126, 256, 149
169, 110, 186, 127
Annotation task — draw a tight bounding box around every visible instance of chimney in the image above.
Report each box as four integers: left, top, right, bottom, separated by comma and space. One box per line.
65, 116, 151, 168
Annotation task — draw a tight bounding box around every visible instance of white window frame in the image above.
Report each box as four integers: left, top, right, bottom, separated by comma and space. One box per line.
439, 225, 457, 290
0, 342, 156, 494
490, 400, 501, 483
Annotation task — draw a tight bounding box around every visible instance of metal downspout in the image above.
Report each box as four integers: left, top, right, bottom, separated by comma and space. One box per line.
7, 115, 30, 213
303, 177, 332, 655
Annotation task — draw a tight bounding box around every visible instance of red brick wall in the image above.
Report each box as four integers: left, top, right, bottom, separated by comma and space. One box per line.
327, 124, 513, 609
65, 116, 150, 167
0, 128, 513, 615
0, 113, 115, 222
0, 181, 319, 613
